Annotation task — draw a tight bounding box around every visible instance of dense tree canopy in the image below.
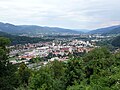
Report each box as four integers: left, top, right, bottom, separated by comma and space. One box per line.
111, 36, 120, 47
0, 37, 18, 90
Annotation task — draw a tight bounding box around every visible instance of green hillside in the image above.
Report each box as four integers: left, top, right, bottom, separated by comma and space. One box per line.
0, 31, 53, 45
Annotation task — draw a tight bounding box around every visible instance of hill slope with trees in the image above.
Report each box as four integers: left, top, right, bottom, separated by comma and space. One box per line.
88, 25, 120, 34
111, 35, 120, 47
0, 31, 53, 45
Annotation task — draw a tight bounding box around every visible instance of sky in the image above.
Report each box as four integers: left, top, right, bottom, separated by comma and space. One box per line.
0, 0, 120, 30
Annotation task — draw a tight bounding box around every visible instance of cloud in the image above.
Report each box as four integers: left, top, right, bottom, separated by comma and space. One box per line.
0, 0, 120, 29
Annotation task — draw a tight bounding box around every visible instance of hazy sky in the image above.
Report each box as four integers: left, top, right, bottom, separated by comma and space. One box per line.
0, 0, 120, 29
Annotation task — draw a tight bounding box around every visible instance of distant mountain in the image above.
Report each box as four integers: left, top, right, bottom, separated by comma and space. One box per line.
0, 22, 83, 35
106, 27, 120, 34
74, 29, 90, 33
88, 25, 120, 34
0, 22, 19, 34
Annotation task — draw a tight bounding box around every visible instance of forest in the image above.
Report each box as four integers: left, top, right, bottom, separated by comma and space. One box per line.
0, 37, 120, 90
0, 31, 53, 45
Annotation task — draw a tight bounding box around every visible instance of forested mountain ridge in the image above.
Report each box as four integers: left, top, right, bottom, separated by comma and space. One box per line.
88, 25, 120, 34
0, 22, 83, 35
106, 26, 120, 34
1, 22, 120, 35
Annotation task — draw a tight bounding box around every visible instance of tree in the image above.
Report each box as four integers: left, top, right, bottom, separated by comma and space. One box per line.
29, 61, 66, 90
65, 58, 83, 86
0, 37, 18, 90
18, 63, 31, 86
0, 37, 11, 50
83, 47, 111, 62
29, 65, 53, 90
50, 60, 65, 79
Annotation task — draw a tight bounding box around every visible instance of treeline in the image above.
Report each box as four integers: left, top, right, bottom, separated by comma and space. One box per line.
0, 31, 53, 45
10, 36, 53, 45
0, 37, 120, 90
